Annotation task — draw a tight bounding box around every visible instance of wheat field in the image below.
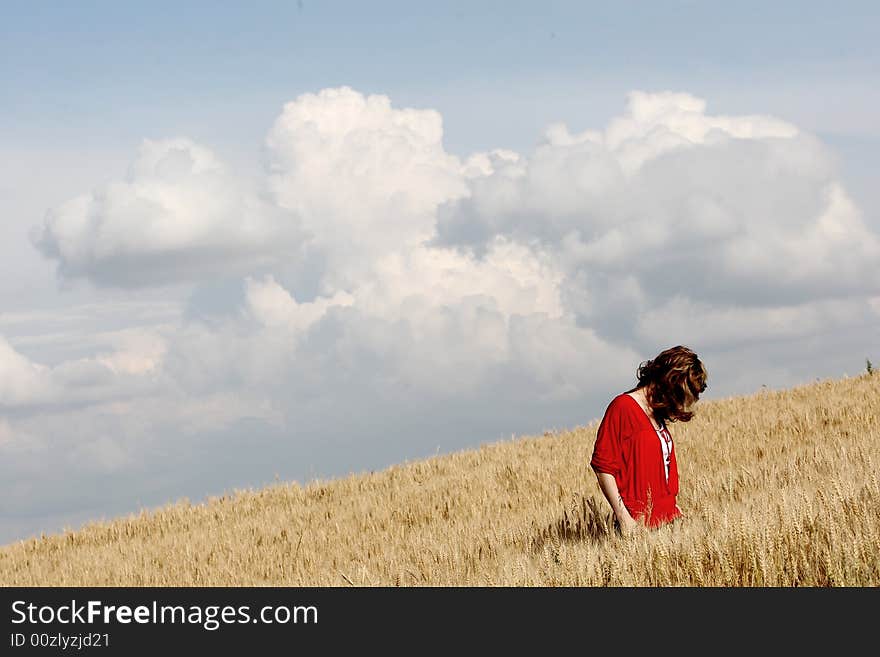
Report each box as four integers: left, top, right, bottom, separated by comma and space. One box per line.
1, 372, 878, 586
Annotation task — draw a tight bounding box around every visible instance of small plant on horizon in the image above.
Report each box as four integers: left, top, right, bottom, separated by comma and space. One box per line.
867, 358, 874, 375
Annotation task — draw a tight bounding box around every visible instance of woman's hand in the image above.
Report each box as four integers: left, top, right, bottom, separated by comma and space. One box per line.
617, 514, 640, 535
594, 472, 642, 535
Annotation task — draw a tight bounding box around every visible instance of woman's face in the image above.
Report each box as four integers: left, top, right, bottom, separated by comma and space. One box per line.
683, 372, 706, 411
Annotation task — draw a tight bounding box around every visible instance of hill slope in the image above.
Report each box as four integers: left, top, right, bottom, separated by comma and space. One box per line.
2, 373, 878, 586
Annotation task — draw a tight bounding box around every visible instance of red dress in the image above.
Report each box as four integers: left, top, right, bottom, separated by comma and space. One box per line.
590, 393, 682, 527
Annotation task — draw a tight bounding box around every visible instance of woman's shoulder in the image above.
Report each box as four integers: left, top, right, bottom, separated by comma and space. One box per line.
605, 392, 638, 414
610, 391, 637, 406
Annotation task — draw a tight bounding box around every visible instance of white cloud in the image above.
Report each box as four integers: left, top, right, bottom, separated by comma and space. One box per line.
0, 336, 51, 407
244, 274, 354, 332
435, 89, 880, 343
0, 331, 164, 410
95, 328, 168, 375
30, 138, 306, 287
601, 90, 799, 174
265, 86, 470, 292
170, 233, 602, 402
350, 237, 564, 324
718, 181, 880, 288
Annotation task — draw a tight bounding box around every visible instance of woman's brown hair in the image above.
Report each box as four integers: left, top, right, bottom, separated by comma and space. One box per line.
635, 345, 708, 424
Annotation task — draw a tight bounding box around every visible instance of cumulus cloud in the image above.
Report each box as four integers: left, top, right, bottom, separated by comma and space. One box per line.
243, 274, 355, 332
0, 331, 164, 410
175, 234, 628, 402
433, 89, 880, 345
30, 138, 307, 287
265, 86, 470, 292
0, 336, 51, 407
31, 88, 477, 296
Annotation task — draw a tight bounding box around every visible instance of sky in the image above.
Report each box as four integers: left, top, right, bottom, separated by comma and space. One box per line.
1, 1, 878, 545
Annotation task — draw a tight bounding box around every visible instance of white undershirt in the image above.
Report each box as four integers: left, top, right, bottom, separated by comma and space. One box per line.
657, 422, 672, 482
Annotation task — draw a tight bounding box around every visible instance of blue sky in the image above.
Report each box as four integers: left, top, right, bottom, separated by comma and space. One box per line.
4, 1, 879, 148
1, 1, 878, 544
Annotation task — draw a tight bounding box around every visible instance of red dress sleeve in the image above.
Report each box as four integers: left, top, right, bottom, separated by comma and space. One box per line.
590, 397, 624, 479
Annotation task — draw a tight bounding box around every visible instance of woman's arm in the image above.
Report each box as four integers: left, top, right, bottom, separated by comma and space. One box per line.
594, 471, 639, 533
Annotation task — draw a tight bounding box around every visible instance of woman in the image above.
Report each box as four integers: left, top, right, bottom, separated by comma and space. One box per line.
590, 345, 708, 532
